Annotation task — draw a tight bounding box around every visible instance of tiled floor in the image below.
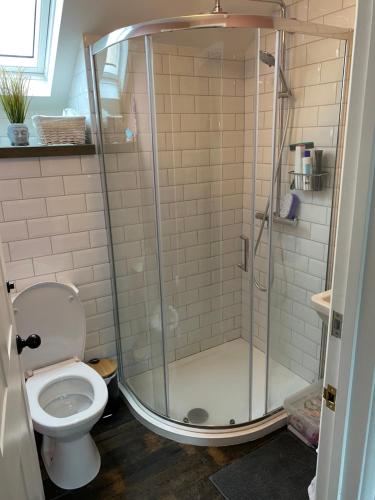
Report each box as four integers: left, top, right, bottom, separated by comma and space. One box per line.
41, 401, 287, 500
129, 338, 308, 424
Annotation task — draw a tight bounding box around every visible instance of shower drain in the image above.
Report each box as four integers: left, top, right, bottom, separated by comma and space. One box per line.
184, 408, 209, 424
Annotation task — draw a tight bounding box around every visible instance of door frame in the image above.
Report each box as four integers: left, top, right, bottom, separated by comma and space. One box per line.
316, 1, 375, 499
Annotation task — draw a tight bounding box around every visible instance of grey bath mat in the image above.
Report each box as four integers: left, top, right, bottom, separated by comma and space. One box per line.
209, 431, 316, 500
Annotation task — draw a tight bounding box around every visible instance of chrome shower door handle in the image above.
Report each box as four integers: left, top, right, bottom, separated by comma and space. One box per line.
238, 235, 249, 272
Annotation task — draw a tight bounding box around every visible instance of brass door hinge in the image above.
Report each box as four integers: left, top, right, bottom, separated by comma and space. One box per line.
323, 384, 337, 411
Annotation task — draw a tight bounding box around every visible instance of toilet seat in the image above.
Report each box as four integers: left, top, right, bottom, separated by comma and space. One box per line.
26, 360, 108, 435
13, 281, 86, 374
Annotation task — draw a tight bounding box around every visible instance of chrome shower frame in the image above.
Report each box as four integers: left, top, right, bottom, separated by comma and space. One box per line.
91, 14, 352, 55
90, 12, 353, 445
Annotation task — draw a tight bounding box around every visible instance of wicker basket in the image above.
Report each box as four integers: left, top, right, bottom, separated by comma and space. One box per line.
32, 115, 86, 145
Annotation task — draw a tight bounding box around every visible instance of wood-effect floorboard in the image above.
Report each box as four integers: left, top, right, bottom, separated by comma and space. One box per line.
41, 401, 285, 500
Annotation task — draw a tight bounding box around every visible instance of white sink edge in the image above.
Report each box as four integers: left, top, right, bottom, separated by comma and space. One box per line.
311, 289, 331, 321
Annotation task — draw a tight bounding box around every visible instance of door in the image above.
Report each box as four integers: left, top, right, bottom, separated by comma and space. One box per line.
315, 2, 375, 499
0, 236, 44, 499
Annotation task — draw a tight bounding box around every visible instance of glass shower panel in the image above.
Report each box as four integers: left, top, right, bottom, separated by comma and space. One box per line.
266, 35, 347, 412
94, 38, 168, 416
150, 28, 257, 426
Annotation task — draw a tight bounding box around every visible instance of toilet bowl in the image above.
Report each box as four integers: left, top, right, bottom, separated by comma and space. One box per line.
13, 282, 108, 490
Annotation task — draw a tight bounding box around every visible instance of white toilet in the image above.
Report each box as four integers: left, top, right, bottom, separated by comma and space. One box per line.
13, 281, 108, 490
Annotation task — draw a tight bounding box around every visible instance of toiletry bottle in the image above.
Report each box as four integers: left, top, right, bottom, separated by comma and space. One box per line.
302, 150, 312, 190
309, 147, 315, 187
295, 144, 305, 189
314, 150, 323, 174
313, 149, 323, 189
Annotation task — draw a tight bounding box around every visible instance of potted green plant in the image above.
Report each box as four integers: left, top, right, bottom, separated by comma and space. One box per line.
0, 69, 31, 146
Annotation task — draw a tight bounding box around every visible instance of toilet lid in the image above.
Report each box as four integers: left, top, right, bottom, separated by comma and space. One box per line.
13, 282, 86, 373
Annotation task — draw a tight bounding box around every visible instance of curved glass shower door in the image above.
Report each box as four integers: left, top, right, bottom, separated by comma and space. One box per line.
144, 28, 259, 426
93, 27, 267, 426
93, 38, 168, 416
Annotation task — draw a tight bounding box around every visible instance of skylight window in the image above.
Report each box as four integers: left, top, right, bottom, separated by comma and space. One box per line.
0, 0, 53, 75
0, 0, 63, 96
0, 1, 37, 57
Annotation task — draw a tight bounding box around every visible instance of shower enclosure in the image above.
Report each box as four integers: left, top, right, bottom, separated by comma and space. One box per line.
90, 11, 352, 444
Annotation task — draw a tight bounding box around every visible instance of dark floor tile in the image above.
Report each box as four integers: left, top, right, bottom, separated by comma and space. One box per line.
42, 401, 288, 500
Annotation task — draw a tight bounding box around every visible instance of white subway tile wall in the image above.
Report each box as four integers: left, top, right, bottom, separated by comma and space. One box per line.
0, 156, 116, 361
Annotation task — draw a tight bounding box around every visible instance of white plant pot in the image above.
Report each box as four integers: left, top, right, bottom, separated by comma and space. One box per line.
7, 123, 29, 146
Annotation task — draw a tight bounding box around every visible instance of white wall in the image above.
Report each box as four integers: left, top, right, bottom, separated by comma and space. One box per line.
66, 39, 95, 143
0, 155, 116, 361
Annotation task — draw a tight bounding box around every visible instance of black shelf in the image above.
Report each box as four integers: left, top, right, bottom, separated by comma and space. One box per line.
0, 144, 96, 159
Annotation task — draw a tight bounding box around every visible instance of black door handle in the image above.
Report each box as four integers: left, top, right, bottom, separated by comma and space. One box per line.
16, 334, 41, 355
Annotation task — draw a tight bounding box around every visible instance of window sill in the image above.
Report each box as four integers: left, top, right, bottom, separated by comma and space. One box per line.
0, 144, 96, 159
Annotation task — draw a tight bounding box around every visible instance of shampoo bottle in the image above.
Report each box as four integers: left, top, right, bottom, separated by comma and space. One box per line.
313, 149, 323, 189
294, 144, 305, 189
302, 150, 312, 190
314, 149, 323, 174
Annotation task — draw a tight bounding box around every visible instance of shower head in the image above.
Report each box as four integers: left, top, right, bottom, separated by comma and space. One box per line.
259, 50, 275, 67
259, 50, 292, 98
